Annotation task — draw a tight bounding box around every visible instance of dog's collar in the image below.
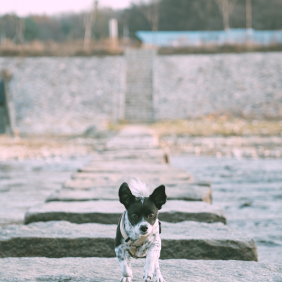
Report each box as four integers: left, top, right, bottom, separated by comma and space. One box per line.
120, 211, 158, 258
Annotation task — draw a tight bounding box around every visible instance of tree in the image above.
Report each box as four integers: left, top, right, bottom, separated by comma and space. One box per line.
246, 0, 252, 30
12, 17, 25, 44
83, 0, 98, 50
214, 0, 238, 31
24, 17, 39, 41
136, 0, 160, 32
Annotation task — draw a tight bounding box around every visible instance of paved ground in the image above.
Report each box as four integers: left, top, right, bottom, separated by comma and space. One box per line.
2, 258, 281, 282
1, 125, 281, 281
0, 157, 90, 227
172, 155, 282, 264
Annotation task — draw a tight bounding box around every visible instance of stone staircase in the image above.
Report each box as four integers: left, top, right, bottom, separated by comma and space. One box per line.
125, 50, 155, 123
1, 125, 282, 281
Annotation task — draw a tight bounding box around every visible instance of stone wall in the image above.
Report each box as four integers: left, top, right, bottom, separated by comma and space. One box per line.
1, 52, 282, 135
0, 57, 124, 135
154, 53, 282, 120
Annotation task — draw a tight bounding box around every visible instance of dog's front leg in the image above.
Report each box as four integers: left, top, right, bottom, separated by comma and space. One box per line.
143, 247, 160, 282
154, 259, 165, 282
115, 246, 133, 282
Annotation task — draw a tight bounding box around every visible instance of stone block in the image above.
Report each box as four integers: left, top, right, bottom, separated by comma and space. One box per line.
71, 172, 193, 184
78, 164, 175, 173
24, 201, 225, 225
47, 185, 212, 203
63, 179, 209, 190
0, 221, 256, 260
91, 149, 168, 163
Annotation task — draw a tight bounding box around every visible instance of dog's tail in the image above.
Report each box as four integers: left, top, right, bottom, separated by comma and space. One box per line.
129, 177, 150, 197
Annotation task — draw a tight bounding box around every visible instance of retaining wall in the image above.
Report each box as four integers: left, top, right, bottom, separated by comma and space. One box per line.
0, 57, 124, 135
1, 52, 282, 135
154, 53, 282, 120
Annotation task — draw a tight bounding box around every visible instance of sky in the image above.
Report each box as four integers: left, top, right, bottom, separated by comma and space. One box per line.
1, 0, 133, 16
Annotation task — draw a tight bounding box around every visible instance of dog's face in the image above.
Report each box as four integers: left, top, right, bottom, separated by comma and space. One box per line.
119, 183, 167, 236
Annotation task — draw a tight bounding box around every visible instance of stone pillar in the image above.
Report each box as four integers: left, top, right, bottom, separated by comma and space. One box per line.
0, 70, 16, 136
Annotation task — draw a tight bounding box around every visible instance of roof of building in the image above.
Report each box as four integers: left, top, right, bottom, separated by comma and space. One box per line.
136, 29, 282, 46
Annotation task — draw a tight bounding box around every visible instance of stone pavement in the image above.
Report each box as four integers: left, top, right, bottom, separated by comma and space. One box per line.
1, 125, 281, 280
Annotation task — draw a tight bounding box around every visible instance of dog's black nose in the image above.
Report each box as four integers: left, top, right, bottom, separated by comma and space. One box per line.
140, 225, 148, 232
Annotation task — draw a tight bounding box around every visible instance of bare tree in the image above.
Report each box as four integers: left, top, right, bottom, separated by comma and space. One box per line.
83, 0, 98, 50
246, 0, 252, 44
214, 0, 238, 31
246, 0, 252, 30
12, 17, 25, 44
137, 0, 160, 32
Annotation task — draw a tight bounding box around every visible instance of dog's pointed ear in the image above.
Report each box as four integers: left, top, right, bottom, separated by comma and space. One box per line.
119, 182, 136, 209
149, 185, 167, 210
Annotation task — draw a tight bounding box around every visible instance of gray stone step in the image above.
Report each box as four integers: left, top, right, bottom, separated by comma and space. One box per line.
47, 185, 212, 203
95, 149, 166, 158
116, 126, 156, 137
0, 221, 256, 261
3, 258, 279, 282
90, 158, 167, 164
62, 179, 210, 190
65, 177, 192, 188
71, 172, 193, 183
91, 155, 167, 163
106, 136, 159, 150
24, 201, 225, 225
79, 163, 176, 173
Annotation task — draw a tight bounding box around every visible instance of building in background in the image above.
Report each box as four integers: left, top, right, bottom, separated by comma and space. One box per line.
136, 29, 282, 47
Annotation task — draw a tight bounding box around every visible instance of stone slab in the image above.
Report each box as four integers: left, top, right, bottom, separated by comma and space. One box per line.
89, 159, 166, 165
47, 185, 212, 203
105, 135, 159, 150
0, 221, 257, 261
24, 201, 225, 225
1, 258, 281, 282
79, 164, 177, 173
91, 149, 169, 163
71, 172, 193, 184
116, 126, 156, 137
63, 179, 209, 190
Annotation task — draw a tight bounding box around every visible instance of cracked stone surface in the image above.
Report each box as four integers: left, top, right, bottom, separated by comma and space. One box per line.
0, 221, 256, 260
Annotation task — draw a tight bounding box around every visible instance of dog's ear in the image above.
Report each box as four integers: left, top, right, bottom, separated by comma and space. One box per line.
119, 182, 136, 209
149, 185, 167, 210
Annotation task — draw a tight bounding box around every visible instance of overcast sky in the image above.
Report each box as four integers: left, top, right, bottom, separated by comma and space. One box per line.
1, 0, 133, 16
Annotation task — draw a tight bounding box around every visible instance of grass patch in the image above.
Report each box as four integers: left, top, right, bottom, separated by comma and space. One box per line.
0, 40, 123, 57
151, 118, 282, 137
159, 44, 282, 55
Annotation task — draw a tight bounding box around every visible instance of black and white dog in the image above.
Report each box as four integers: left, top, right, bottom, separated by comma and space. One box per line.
115, 178, 167, 282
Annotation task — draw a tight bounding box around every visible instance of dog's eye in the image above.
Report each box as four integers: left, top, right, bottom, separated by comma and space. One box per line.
148, 214, 154, 218
132, 214, 138, 218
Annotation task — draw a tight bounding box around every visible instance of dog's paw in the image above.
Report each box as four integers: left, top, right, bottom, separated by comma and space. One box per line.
143, 271, 154, 282
120, 277, 132, 282
154, 272, 165, 282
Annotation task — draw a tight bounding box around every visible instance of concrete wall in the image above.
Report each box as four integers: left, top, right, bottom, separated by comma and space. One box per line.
1, 53, 282, 135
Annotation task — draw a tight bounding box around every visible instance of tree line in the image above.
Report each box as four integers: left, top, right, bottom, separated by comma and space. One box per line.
0, 0, 281, 43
